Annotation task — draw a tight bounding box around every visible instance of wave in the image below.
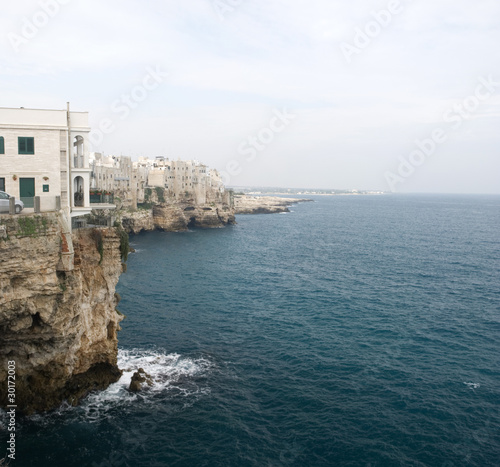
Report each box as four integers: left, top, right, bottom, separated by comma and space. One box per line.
79, 348, 214, 422
463, 382, 480, 390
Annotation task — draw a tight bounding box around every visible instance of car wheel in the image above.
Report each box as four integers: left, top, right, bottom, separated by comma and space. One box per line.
15, 206, 21, 214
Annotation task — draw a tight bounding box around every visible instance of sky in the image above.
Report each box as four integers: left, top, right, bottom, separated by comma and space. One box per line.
1, 0, 499, 193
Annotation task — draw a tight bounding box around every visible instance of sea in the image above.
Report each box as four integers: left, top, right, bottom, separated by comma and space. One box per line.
2, 194, 500, 466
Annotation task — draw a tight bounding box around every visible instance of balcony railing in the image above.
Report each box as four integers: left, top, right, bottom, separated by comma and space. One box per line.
90, 193, 114, 204
72, 213, 115, 230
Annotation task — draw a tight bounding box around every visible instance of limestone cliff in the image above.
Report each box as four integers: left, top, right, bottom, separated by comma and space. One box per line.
121, 202, 235, 234
234, 195, 313, 214
0, 213, 124, 414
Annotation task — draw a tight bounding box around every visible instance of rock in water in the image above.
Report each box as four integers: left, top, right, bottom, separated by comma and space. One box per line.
129, 368, 150, 392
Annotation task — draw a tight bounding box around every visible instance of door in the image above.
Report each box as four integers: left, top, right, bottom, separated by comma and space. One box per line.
20, 178, 35, 208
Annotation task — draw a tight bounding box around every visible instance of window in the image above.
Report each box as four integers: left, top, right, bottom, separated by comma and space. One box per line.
18, 137, 35, 154
0, 137, 4, 154
0, 177, 5, 191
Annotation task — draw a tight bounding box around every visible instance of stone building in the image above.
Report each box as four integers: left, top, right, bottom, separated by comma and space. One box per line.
0, 105, 92, 217
90, 153, 148, 209
137, 157, 226, 204
90, 153, 232, 208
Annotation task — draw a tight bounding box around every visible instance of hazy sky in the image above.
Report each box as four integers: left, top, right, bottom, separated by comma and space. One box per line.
1, 0, 499, 193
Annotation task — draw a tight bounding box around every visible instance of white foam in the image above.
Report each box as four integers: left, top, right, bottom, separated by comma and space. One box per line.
81, 348, 214, 421
463, 382, 480, 390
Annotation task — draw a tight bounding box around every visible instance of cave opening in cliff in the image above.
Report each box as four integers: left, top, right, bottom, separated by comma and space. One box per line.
187, 216, 197, 229
31, 312, 43, 329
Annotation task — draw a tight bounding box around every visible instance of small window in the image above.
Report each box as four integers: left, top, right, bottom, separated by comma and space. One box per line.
43, 184, 49, 192
18, 137, 35, 154
0, 136, 4, 154
0, 177, 5, 191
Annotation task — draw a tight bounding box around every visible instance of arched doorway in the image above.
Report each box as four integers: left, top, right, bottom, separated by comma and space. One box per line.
74, 176, 85, 207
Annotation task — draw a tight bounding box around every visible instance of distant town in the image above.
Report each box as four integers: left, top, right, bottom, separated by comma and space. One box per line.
229, 186, 387, 196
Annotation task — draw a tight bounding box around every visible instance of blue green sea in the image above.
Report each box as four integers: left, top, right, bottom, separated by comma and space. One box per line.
4, 194, 500, 466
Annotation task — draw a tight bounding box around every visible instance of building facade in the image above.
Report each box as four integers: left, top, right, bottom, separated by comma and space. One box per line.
90, 154, 230, 207
0, 105, 92, 217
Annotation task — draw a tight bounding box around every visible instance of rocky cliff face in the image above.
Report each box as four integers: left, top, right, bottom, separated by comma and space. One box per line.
0, 213, 123, 414
234, 196, 313, 214
121, 202, 235, 234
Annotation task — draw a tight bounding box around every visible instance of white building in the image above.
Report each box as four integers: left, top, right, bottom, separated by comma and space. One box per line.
0, 105, 92, 217
138, 157, 225, 204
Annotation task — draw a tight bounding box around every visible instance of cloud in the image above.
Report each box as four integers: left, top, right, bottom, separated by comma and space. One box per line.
1, 0, 499, 192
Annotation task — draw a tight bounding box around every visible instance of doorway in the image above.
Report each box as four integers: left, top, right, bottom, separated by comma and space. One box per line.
20, 178, 35, 208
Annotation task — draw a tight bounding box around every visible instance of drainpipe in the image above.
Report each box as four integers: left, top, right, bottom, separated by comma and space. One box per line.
66, 102, 72, 216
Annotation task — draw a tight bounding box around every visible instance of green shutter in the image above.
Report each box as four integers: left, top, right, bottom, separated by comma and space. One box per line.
18, 137, 35, 154
0, 137, 4, 154
27, 137, 34, 153
18, 137, 26, 153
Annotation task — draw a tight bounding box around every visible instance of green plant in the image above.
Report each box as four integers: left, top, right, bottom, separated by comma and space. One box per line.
114, 224, 129, 262
144, 188, 152, 202
17, 217, 38, 237
119, 229, 129, 262
155, 187, 165, 203
91, 229, 104, 264
116, 309, 126, 318
41, 217, 48, 235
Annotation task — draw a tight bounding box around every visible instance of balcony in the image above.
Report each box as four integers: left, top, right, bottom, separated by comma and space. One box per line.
90, 191, 114, 205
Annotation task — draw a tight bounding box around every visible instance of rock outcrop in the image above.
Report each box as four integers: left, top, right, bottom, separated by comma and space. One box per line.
129, 368, 151, 392
234, 196, 313, 214
121, 202, 235, 234
0, 213, 124, 414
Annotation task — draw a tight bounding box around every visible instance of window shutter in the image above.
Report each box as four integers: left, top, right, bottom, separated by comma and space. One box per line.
27, 137, 34, 154
18, 137, 35, 154
18, 137, 26, 153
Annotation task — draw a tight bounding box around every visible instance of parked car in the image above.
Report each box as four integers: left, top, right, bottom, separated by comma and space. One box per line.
0, 191, 24, 214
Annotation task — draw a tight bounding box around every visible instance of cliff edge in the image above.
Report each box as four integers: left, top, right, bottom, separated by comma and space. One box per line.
119, 188, 236, 234
0, 213, 124, 414
234, 195, 313, 214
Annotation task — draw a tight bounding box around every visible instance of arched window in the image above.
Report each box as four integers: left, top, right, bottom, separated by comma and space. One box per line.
74, 176, 85, 207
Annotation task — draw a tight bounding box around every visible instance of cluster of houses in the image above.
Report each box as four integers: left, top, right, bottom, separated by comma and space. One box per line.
90, 154, 228, 208
0, 105, 230, 226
